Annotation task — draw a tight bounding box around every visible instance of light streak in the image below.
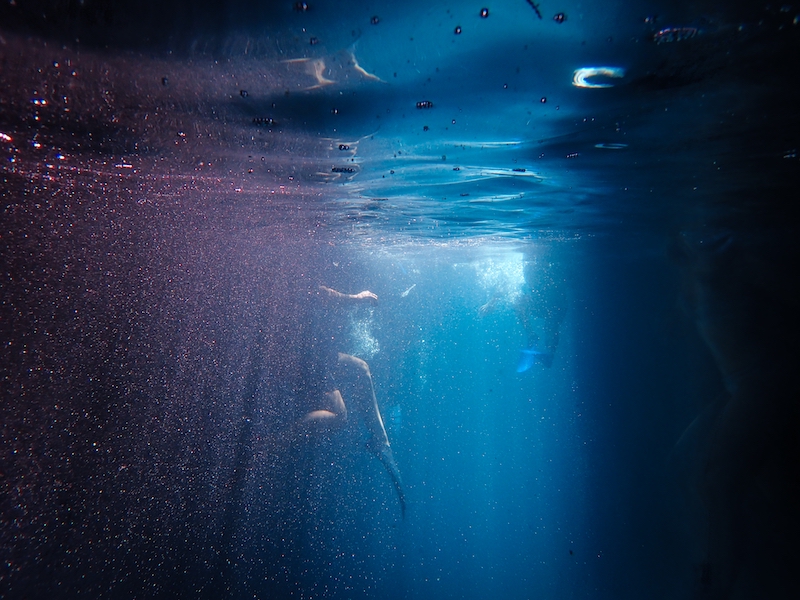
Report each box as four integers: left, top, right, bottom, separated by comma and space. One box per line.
572, 67, 625, 89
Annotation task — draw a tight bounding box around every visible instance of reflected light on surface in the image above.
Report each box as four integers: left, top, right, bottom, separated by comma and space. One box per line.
572, 67, 625, 89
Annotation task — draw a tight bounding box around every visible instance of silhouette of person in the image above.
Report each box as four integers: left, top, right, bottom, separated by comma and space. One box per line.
672, 229, 798, 599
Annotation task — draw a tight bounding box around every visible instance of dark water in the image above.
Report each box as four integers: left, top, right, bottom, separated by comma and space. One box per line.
2, 1, 798, 599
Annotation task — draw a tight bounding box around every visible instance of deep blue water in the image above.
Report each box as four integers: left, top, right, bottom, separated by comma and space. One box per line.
2, 2, 798, 599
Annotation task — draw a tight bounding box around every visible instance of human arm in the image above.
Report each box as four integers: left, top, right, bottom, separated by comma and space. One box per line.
319, 285, 378, 303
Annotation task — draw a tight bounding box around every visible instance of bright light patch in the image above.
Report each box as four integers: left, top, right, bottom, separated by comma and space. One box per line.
473, 252, 525, 297
572, 67, 625, 88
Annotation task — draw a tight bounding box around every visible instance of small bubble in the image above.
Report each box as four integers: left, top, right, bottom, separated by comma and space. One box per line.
309, 37, 318, 45
390, 170, 395, 174
371, 16, 380, 25
331, 108, 339, 114
452, 119, 456, 124
540, 97, 547, 103
503, 83, 508, 89
240, 89, 248, 98
338, 144, 349, 150
294, 2, 309, 12
480, 8, 489, 18
553, 13, 566, 24
423, 125, 429, 131
416, 100, 433, 109
161, 77, 169, 86
454, 25, 462, 35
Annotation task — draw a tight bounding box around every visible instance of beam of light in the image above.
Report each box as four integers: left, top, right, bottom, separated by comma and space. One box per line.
572, 67, 625, 89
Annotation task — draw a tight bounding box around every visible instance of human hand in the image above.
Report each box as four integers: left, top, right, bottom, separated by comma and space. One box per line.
477, 298, 497, 317
353, 290, 378, 302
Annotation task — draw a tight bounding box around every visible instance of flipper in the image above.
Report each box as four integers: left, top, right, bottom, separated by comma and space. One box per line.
517, 347, 556, 371
517, 347, 544, 373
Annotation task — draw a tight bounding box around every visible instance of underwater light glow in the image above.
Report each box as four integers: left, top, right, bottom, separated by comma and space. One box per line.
572, 67, 626, 88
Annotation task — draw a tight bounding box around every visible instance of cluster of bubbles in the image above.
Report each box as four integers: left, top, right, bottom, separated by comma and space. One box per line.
348, 312, 380, 359
473, 254, 525, 298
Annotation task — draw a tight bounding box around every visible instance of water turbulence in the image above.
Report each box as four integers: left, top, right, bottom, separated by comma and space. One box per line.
1, 2, 799, 599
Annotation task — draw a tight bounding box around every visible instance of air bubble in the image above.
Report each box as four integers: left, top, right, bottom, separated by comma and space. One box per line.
480, 8, 489, 18
454, 25, 462, 35
553, 13, 566, 24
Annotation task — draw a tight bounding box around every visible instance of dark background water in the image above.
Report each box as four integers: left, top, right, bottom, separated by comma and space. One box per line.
2, 1, 799, 599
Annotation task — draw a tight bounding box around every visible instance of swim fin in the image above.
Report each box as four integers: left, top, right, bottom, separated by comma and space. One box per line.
517, 348, 544, 373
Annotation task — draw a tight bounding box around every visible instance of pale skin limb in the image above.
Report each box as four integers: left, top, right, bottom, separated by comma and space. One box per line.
302, 353, 406, 517
334, 353, 406, 516
303, 390, 347, 429
336, 352, 390, 448
319, 285, 378, 303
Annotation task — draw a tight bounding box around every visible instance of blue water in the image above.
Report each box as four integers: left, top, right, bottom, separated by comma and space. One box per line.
1, 1, 798, 599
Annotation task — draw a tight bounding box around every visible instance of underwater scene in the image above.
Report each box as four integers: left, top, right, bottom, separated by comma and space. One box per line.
1, 1, 798, 599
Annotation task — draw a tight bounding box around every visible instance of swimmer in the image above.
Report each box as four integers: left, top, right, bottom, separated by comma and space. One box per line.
671, 230, 798, 598
479, 248, 567, 370
302, 286, 406, 517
